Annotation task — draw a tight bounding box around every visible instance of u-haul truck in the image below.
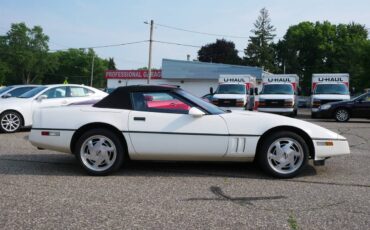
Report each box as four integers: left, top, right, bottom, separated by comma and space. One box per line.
211, 74, 257, 110
257, 74, 299, 117
311, 73, 350, 118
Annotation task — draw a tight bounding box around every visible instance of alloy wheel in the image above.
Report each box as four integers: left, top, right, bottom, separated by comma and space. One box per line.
80, 135, 117, 172
267, 138, 304, 175
1, 113, 21, 133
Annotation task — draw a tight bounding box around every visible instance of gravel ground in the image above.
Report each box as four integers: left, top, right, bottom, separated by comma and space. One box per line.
0, 109, 369, 229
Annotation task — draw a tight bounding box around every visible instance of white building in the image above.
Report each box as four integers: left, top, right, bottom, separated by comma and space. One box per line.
106, 59, 268, 97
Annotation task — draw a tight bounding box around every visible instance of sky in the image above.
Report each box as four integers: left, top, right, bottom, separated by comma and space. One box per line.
1, 0, 369, 69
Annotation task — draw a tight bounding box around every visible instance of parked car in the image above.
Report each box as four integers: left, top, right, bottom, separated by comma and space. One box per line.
29, 85, 349, 178
315, 92, 370, 122
0, 85, 40, 99
0, 84, 108, 133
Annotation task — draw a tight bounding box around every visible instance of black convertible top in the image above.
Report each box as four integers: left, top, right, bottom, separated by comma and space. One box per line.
93, 85, 179, 110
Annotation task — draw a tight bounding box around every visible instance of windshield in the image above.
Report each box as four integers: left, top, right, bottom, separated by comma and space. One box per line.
0, 86, 14, 95
176, 89, 225, 115
18, 86, 47, 98
314, 84, 349, 95
260, 84, 294, 95
352, 93, 370, 102
215, 84, 246, 94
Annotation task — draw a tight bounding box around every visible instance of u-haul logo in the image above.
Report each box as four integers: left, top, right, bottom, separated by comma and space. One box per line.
267, 78, 291, 83
222, 78, 246, 83
318, 77, 344, 82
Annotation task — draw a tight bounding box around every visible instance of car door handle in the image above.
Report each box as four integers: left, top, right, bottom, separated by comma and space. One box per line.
134, 117, 146, 121
61, 100, 68, 105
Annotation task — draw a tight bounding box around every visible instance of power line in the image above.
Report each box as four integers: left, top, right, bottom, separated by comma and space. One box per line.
49, 40, 149, 52
154, 40, 245, 53
153, 22, 250, 39
153, 40, 202, 48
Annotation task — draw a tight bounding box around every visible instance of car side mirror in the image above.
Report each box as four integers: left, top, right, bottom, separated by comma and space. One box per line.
189, 107, 205, 117
1, 93, 12, 99
209, 87, 214, 95
36, 95, 47, 102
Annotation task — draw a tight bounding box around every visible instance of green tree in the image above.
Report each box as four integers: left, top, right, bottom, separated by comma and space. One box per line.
244, 8, 276, 72
277, 21, 369, 91
1, 22, 57, 84
198, 39, 242, 64
108, 57, 116, 70
44, 48, 109, 88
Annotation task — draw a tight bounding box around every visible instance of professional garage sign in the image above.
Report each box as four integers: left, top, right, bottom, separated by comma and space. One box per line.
105, 70, 162, 79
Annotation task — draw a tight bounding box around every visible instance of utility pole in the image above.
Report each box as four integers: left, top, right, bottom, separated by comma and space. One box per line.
90, 53, 95, 86
147, 20, 154, 84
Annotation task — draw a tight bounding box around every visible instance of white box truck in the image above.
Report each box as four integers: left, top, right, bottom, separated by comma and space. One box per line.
211, 74, 257, 110
311, 73, 350, 118
257, 74, 299, 117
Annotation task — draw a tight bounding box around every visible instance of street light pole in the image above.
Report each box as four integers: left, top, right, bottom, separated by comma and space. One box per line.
90, 53, 95, 86
147, 20, 154, 84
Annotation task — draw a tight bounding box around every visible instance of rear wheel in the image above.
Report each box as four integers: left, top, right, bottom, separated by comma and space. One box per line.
0, 111, 23, 133
335, 108, 350, 122
75, 128, 124, 175
258, 131, 309, 178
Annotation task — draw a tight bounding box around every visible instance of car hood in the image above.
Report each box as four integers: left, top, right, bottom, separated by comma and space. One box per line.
0, 97, 31, 108
219, 110, 344, 140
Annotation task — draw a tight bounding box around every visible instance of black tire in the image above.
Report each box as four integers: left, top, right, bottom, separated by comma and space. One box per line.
257, 131, 309, 178
0, 111, 23, 133
311, 113, 317, 119
334, 108, 350, 122
74, 128, 125, 176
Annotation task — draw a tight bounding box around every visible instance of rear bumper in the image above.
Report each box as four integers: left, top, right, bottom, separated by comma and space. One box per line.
313, 139, 350, 160
29, 129, 74, 154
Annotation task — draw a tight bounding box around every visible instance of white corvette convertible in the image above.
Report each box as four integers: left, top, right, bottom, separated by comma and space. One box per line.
29, 85, 350, 178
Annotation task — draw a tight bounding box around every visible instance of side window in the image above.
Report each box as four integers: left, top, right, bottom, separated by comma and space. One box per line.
69, 87, 94, 97
42, 87, 67, 99
8, 87, 35, 97
132, 92, 191, 114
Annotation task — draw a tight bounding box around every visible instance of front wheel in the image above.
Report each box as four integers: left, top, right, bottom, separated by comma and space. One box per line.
0, 111, 23, 133
258, 131, 309, 178
335, 108, 350, 122
75, 129, 124, 176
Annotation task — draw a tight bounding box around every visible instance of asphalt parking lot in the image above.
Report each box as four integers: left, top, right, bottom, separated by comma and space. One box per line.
0, 109, 369, 229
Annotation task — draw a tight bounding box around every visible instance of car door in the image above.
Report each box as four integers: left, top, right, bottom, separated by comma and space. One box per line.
128, 91, 229, 159
32, 86, 69, 109
352, 94, 370, 118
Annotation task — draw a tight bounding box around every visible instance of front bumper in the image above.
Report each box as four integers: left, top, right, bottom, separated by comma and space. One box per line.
219, 107, 245, 111
313, 108, 333, 118
313, 139, 350, 160
258, 107, 294, 114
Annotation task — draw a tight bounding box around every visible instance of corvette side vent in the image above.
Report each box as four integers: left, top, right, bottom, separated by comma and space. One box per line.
231, 137, 247, 153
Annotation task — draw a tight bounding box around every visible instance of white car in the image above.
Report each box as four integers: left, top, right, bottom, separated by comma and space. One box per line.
0, 84, 108, 133
29, 85, 350, 178
0, 85, 40, 99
